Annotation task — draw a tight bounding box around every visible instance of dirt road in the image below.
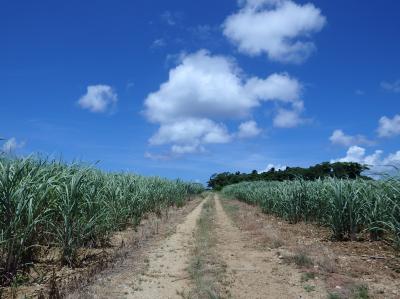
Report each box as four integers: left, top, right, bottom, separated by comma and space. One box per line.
213, 195, 325, 299
71, 199, 205, 299
71, 194, 333, 298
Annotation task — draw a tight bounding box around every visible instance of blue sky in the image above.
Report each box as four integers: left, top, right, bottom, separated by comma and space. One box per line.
1, 0, 400, 182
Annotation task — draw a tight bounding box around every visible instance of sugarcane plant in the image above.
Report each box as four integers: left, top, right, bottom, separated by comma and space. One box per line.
222, 176, 400, 249
0, 156, 204, 285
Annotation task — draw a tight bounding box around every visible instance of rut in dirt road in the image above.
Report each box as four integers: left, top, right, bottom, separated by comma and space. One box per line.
70, 199, 205, 299
213, 194, 326, 299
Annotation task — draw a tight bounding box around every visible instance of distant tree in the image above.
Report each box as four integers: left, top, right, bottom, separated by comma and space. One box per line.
207, 162, 370, 190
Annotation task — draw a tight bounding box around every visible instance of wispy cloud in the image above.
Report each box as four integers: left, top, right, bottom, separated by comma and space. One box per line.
2, 137, 25, 153
151, 38, 166, 49
160, 10, 183, 26
381, 79, 400, 93
355, 89, 365, 96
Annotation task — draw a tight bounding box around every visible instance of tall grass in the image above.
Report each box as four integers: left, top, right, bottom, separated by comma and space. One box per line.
0, 156, 203, 285
222, 178, 400, 248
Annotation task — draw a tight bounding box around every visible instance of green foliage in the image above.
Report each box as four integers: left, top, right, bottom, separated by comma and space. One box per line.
351, 284, 369, 299
222, 177, 400, 248
208, 162, 370, 190
0, 156, 204, 284
303, 284, 316, 292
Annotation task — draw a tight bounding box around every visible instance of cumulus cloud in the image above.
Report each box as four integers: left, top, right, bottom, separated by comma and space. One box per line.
273, 107, 304, 128
144, 50, 304, 154
260, 163, 287, 173
78, 85, 118, 113
381, 79, 400, 93
149, 118, 232, 154
2, 137, 25, 153
332, 146, 400, 175
377, 114, 400, 138
329, 130, 373, 147
237, 120, 262, 138
223, 0, 326, 63
145, 50, 302, 123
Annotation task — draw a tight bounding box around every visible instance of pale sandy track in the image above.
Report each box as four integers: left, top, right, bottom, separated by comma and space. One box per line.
213, 194, 326, 299
70, 199, 205, 299
70, 195, 328, 299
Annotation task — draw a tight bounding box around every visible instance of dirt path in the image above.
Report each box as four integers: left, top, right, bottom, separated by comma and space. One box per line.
70, 195, 330, 299
213, 194, 326, 299
70, 199, 205, 299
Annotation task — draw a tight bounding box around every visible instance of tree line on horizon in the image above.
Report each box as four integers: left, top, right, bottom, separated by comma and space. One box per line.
208, 162, 370, 190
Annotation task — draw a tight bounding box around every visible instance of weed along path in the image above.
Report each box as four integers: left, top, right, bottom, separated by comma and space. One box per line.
213, 194, 326, 299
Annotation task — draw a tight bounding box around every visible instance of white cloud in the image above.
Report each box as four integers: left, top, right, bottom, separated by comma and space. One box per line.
144, 151, 172, 161
260, 163, 287, 173
377, 114, 400, 138
78, 85, 118, 113
329, 129, 373, 147
149, 118, 232, 154
145, 50, 302, 123
2, 137, 25, 153
332, 146, 400, 175
144, 50, 304, 154
273, 101, 305, 128
223, 0, 326, 63
381, 79, 400, 93
237, 120, 261, 138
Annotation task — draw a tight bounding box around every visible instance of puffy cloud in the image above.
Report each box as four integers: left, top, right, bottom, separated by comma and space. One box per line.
381, 79, 400, 93
223, 0, 326, 63
78, 85, 118, 113
260, 163, 287, 173
377, 114, 400, 138
332, 146, 369, 164
329, 129, 373, 147
145, 50, 302, 123
237, 121, 261, 138
273, 101, 306, 128
332, 146, 400, 175
144, 50, 304, 154
2, 137, 25, 153
149, 118, 232, 154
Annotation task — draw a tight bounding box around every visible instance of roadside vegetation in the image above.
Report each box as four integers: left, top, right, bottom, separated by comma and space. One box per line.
0, 156, 204, 287
222, 178, 400, 249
